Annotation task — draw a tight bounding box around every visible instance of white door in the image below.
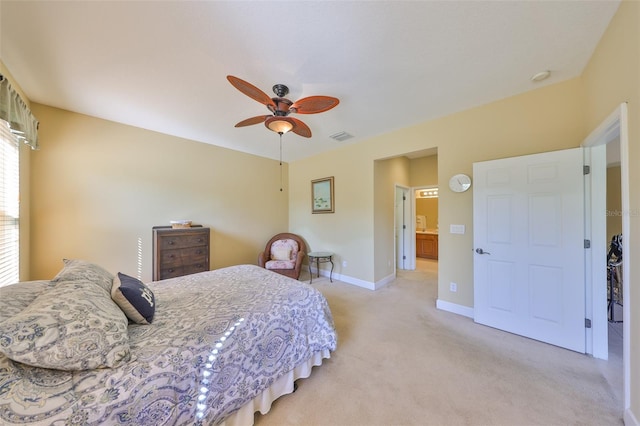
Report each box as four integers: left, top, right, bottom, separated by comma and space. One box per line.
473, 148, 586, 353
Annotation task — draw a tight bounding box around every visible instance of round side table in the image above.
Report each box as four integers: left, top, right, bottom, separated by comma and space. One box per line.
307, 251, 334, 284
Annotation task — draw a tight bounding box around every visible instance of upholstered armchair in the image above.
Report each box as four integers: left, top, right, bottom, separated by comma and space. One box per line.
258, 233, 307, 280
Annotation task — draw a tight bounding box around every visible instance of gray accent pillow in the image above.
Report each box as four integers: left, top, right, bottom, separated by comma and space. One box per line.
0, 268, 130, 370
51, 258, 114, 293
0, 280, 52, 323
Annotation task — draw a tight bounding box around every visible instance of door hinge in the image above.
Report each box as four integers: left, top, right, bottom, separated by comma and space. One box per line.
584, 239, 591, 249
403, 194, 406, 201
403, 224, 406, 229
402, 255, 406, 260
583, 165, 591, 175
585, 318, 592, 328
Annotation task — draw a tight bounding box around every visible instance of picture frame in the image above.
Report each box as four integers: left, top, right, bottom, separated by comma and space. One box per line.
311, 176, 335, 214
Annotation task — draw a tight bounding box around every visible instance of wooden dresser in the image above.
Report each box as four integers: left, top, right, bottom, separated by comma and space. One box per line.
152, 226, 210, 281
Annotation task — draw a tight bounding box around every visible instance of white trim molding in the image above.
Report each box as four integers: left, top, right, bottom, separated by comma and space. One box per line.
309, 265, 379, 291
436, 299, 474, 318
581, 103, 631, 411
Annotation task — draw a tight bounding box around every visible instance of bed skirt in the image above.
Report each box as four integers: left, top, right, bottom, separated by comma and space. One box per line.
221, 349, 331, 426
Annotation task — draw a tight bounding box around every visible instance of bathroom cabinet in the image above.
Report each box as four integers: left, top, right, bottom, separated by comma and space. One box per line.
416, 233, 438, 259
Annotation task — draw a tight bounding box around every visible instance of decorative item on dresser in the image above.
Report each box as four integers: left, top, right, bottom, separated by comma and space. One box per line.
152, 225, 210, 281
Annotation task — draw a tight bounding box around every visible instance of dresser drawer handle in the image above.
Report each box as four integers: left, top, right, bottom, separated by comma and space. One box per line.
168, 268, 174, 273
168, 241, 175, 245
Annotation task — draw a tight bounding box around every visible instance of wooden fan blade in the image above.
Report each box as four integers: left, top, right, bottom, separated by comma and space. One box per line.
235, 115, 270, 127
227, 75, 276, 108
290, 96, 339, 114
290, 117, 312, 138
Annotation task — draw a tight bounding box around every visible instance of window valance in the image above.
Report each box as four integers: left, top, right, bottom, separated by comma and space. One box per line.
0, 74, 39, 150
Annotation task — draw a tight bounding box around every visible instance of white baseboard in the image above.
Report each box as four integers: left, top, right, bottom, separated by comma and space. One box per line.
436, 299, 474, 318
374, 273, 395, 290
625, 408, 639, 426
309, 266, 377, 290
339, 273, 376, 290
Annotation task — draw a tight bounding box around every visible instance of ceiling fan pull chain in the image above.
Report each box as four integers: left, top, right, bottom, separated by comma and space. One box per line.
279, 132, 283, 192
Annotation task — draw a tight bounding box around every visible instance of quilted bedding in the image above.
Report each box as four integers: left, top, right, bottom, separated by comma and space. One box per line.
0, 264, 337, 425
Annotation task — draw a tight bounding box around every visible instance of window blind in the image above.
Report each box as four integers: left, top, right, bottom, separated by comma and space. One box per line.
0, 119, 20, 286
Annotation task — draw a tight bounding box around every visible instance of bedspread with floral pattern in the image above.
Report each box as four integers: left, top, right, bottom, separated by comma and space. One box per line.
0, 265, 337, 425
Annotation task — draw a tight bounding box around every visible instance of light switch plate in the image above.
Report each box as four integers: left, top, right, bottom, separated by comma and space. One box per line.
450, 224, 465, 234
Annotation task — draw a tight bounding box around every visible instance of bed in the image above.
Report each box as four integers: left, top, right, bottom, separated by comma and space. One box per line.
0, 261, 337, 425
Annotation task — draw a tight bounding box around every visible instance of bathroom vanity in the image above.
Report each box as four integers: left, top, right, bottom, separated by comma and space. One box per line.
416, 230, 438, 259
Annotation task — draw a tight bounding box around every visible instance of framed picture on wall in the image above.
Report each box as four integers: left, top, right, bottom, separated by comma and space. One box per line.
311, 176, 334, 214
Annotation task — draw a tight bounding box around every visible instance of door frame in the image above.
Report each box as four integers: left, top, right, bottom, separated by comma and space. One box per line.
394, 185, 412, 270
581, 103, 630, 410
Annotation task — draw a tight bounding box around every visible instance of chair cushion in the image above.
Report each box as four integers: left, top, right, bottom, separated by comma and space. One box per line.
265, 260, 297, 270
271, 246, 292, 261
270, 239, 299, 261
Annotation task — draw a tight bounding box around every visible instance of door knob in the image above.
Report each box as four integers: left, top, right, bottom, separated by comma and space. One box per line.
475, 248, 491, 255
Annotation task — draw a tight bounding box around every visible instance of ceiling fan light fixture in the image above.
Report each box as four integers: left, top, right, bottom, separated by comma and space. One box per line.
265, 116, 295, 134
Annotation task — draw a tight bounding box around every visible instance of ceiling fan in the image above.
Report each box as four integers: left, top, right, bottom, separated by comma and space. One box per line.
227, 75, 339, 138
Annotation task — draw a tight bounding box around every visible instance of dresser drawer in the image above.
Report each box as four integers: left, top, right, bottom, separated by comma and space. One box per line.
159, 262, 209, 280
182, 263, 208, 275
159, 234, 208, 250
160, 247, 208, 267
159, 266, 186, 280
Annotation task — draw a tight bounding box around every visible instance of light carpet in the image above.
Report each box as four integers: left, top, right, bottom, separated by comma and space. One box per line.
255, 261, 623, 426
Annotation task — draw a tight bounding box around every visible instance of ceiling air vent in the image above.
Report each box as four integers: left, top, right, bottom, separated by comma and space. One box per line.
329, 131, 353, 142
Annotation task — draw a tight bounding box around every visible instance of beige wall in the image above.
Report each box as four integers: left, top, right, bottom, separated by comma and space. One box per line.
409, 154, 438, 186
289, 148, 374, 282
581, 0, 639, 419
29, 104, 288, 281
0, 60, 32, 281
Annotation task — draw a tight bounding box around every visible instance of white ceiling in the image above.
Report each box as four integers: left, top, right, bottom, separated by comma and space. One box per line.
0, 1, 620, 162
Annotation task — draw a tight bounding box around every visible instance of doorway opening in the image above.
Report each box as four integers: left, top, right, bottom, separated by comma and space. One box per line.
391, 149, 438, 273
415, 185, 438, 273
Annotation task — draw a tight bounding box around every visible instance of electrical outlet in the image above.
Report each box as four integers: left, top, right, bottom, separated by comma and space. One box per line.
450, 282, 458, 292
342, 260, 347, 268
